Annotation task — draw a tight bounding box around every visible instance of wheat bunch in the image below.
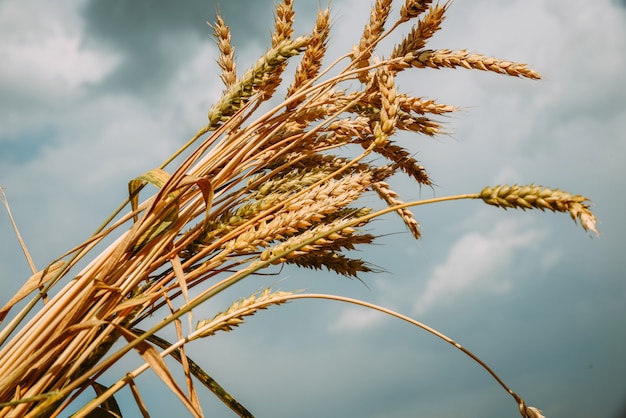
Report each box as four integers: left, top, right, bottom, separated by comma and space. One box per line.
0, 1, 597, 417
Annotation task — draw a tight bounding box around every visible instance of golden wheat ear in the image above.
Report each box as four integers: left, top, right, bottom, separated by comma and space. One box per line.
391, 2, 448, 58
210, 14, 237, 89
478, 184, 599, 235
286, 7, 331, 108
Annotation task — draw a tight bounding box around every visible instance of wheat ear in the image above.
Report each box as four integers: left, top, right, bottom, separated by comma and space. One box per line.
391, 3, 448, 59
402, 49, 542, 79
211, 14, 237, 88
286, 7, 331, 108
207, 36, 309, 126
352, 0, 393, 82
478, 184, 599, 235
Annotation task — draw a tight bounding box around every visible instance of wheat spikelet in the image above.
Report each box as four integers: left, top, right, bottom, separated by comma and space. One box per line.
349, 94, 444, 137
372, 181, 422, 239
253, 167, 334, 197
478, 184, 599, 235
267, 154, 366, 180
396, 114, 442, 136
274, 170, 372, 218
321, 114, 371, 145
361, 139, 432, 185
307, 229, 376, 253
222, 171, 373, 255
353, 93, 448, 116
212, 166, 339, 231
286, 92, 341, 126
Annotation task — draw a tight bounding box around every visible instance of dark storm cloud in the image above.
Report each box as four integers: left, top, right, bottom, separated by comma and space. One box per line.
80, 0, 319, 96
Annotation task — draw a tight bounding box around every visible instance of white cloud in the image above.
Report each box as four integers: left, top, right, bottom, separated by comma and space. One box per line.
330, 306, 384, 333
0, 31, 119, 89
0, 0, 119, 89
413, 218, 546, 315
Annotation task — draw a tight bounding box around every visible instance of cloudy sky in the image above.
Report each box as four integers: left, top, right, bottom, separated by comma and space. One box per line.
1, 0, 625, 417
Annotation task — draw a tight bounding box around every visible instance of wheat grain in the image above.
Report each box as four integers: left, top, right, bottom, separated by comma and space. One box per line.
260, 218, 362, 264
195, 288, 293, 338
223, 171, 373, 255
364, 140, 432, 185
348, 95, 444, 137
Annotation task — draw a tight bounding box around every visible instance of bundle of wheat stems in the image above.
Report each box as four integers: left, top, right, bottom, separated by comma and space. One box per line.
0, 1, 597, 417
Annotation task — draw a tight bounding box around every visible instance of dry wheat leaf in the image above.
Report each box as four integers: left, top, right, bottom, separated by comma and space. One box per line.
128, 169, 181, 250
128, 169, 172, 220
110, 293, 161, 316
135, 327, 254, 418
65, 320, 107, 334
0, 260, 66, 323
176, 174, 214, 230
194, 177, 214, 230
86, 382, 122, 418
127, 377, 150, 418
114, 325, 202, 418
82, 407, 122, 418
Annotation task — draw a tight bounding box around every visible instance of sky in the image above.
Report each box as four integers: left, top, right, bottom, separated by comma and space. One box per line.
1, 0, 625, 417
